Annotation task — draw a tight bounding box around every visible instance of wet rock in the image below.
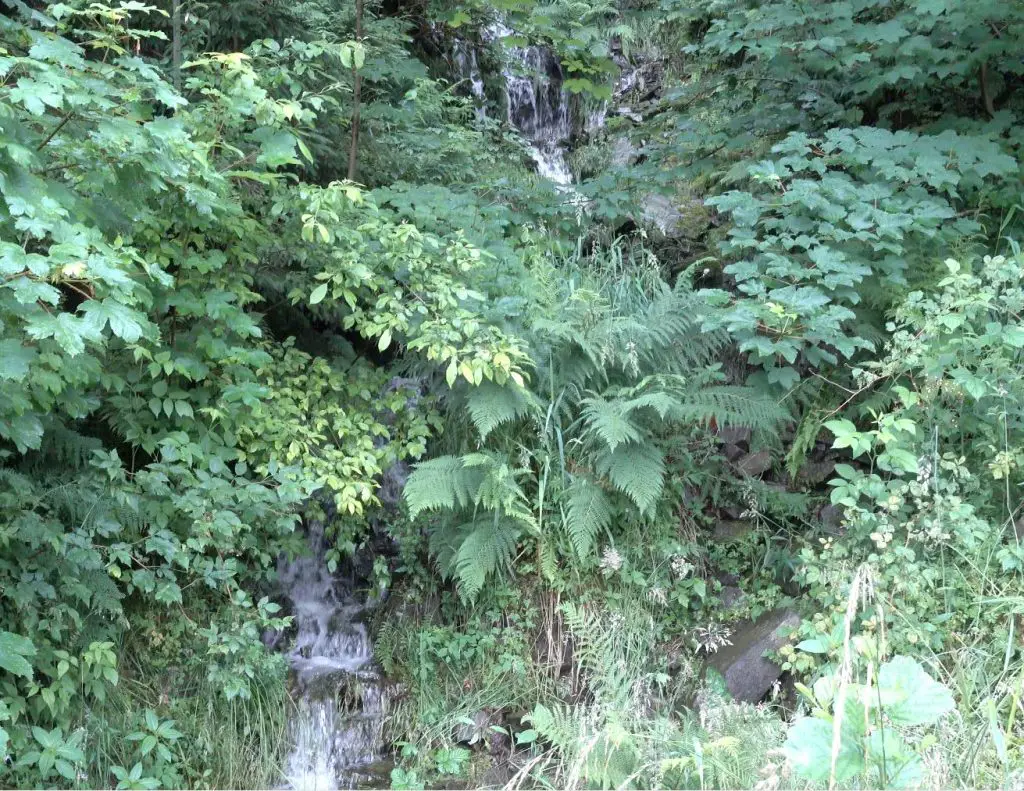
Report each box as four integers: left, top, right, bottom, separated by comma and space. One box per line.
712, 520, 753, 543
708, 609, 800, 702
641, 193, 681, 235
639, 193, 709, 238
736, 449, 772, 478
377, 460, 409, 510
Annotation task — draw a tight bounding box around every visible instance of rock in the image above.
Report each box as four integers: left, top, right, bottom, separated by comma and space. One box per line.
819, 503, 844, 533
712, 520, 753, 543
454, 709, 492, 745
722, 443, 745, 462
708, 609, 800, 702
797, 460, 836, 486
718, 585, 747, 611
736, 449, 772, 478
639, 193, 709, 238
610, 136, 640, 167
377, 460, 409, 509
615, 105, 643, 123
641, 193, 681, 234
716, 427, 751, 447
722, 504, 745, 519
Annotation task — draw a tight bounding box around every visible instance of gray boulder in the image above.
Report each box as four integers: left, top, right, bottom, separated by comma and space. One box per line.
736, 449, 772, 478
708, 609, 800, 702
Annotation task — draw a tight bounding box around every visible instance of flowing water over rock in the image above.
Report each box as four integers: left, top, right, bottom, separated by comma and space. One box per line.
455, 22, 574, 185
279, 523, 392, 791
492, 23, 573, 185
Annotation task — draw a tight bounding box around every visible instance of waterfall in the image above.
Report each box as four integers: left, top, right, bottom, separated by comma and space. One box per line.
279, 523, 392, 791
454, 22, 574, 185
452, 40, 486, 119
492, 23, 573, 185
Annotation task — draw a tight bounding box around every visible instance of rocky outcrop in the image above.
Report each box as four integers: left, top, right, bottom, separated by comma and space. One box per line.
708, 609, 800, 702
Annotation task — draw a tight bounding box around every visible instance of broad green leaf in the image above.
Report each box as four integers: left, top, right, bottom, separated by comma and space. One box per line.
783, 717, 864, 783
309, 283, 328, 305
1, 631, 36, 678
876, 656, 954, 726
0, 340, 36, 381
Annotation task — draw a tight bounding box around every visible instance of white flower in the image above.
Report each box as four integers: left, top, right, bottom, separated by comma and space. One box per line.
647, 586, 667, 606
599, 546, 623, 572
671, 555, 694, 580
694, 622, 733, 654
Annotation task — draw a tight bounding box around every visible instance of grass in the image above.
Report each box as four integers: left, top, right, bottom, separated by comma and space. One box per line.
87, 651, 293, 790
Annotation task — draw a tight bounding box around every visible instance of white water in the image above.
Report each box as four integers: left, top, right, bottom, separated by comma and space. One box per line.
455, 22, 574, 186
280, 524, 391, 791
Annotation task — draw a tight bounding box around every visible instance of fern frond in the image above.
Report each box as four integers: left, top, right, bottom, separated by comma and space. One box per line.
538, 535, 559, 582
676, 386, 790, 431
464, 451, 537, 530
580, 395, 643, 452
596, 442, 665, 516
465, 380, 537, 440
403, 455, 482, 518
451, 518, 520, 600
563, 478, 612, 560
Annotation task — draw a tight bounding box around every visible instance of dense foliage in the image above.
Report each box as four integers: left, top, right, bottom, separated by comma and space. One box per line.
1, 0, 1023, 788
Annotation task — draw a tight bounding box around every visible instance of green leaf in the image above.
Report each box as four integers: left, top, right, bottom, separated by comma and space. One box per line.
81, 298, 145, 342
378, 329, 392, 352
796, 638, 828, 654
824, 419, 857, 437
0, 630, 36, 678
0, 414, 44, 452
140, 734, 157, 756
54, 759, 75, 781
0, 339, 36, 381
250, 127, 299, 168
876, 656, 954, 726
309, 283, 328, 305
783, 717, 864, 783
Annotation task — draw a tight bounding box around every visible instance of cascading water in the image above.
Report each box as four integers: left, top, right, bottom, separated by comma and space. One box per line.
279, 522, 392, 791
454, 22, 574, 185
452, 40, 487, 119
492, 23, 573, 185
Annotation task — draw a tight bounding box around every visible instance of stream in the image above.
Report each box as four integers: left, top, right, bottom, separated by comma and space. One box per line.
280, 25, 587, 790
279, 522, 392, 791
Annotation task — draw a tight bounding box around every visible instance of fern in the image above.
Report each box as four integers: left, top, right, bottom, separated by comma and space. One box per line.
465, 380, 536, 440
676, 385, 790, 432
580, 395, 642, 452
430, 517, 520, 600
596, 442, 665, 515
563, 478, 612, 560
403, 455, 483, 518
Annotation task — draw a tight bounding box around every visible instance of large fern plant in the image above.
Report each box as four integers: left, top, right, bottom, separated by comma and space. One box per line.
404, 245, 789, 598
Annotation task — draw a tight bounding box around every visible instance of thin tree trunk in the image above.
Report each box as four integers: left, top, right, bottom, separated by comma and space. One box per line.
979, 61, 996, 117
346, 0, 364, 181
172, 0, 182, 92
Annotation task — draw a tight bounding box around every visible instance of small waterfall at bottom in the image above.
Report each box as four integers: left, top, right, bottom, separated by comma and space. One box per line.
278, 524, 393, 791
